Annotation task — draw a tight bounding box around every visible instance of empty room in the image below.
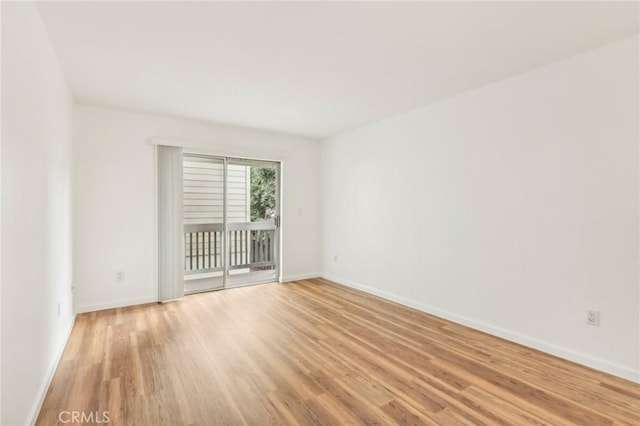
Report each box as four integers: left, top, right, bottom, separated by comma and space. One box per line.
2, 1, 639, 425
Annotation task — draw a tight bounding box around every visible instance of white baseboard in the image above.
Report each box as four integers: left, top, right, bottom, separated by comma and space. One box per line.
322, 273, 640, 384
76, 276, 323, 313
75, 296, 158, 314
280, 272, 321, 283
27, 315, 77, 426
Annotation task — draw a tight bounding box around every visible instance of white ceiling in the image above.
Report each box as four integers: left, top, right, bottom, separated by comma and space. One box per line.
37, 1, 639, 139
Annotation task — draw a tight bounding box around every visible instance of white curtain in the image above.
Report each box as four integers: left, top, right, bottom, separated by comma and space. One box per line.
157, 145, 184, 301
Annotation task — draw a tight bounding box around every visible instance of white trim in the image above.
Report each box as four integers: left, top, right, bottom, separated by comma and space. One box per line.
159, 297, 184, 304
322, 273, 640, 384
281, 272, 321, 282
149, 137, 291, 161
27, 315, 76, 426
75, 296, 158, 314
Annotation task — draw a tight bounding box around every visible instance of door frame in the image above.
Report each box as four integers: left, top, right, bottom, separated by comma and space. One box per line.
182, 152, 282, 292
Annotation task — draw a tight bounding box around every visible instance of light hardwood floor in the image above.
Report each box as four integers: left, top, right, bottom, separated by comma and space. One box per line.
37, 278, 640, 425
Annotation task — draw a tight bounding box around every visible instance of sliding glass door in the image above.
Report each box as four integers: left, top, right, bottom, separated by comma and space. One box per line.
182, 154, 280, 294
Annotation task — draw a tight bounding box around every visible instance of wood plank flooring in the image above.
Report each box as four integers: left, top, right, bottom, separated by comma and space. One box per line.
37, 278, 640, 425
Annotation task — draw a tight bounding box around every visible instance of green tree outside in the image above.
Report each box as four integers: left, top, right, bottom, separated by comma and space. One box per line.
250, 167, 276, 221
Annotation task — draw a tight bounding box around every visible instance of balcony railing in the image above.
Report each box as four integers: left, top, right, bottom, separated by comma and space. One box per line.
184, 222, 276, 275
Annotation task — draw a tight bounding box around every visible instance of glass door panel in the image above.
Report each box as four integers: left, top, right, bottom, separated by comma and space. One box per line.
226, 158, 280, 287
183, 155, 225, 294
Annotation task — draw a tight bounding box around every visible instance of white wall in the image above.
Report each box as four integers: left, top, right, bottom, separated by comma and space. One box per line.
322, 36, 639, 382
73, 105, 321, 312
1, 3, 76, 424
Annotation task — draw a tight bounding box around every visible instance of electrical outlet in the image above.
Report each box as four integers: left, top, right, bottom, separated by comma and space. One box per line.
57, 302, 61, 318
116, 271, 125, 282
586, 310, 600, 326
